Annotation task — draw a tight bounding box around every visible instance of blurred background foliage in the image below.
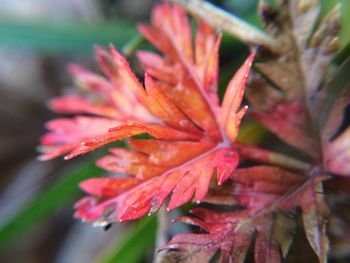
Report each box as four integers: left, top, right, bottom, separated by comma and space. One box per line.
0, 0, 348, 263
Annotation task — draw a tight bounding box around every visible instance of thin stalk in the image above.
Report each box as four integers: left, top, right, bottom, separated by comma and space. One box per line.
232, 143, 312, 171
170, 0, 281, 53
153, 206, 170, 263
121, 33, 145, 57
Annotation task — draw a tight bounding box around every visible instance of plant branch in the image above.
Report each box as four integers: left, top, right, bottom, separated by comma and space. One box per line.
232, 143, 312, 171
170, 0, 281, 53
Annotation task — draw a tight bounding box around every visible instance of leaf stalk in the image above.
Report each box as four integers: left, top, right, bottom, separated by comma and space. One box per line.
170, 0, 281, 53
232, 143, 312, 171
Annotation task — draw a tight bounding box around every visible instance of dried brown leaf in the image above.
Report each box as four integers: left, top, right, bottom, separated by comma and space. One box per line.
288, 0, 321, 48
254, 61, 302, 100
301, 182, 330, 263
247, 0, 341, 161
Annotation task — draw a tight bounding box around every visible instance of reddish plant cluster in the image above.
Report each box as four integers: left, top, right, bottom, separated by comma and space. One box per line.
39, 1, 350, 262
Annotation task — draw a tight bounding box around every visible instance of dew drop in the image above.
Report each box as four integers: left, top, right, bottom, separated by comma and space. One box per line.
93, 220, 110, 228
179, 120, 188, 127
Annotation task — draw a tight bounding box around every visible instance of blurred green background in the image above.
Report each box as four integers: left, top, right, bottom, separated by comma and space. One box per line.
0, 0, 348, 262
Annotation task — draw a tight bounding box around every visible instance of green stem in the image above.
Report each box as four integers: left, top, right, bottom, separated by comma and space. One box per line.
121, 33, 145, 57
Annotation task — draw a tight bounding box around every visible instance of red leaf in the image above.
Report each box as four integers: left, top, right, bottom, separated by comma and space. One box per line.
144, 74, 200, 133
157, 79, 222, 140
165, 174, 330, 263
96, 148, 167, 180
250, 101, 320, 159
138, 3, 224, 139
38, 117, 120, 160
325, 126, 350, 176
129, 139, 214, 166
165, 208, 289, 263
326, 145, 350, 176
136, 50, 178, 81
80, 177, 141, 197
75, 147, 238, 222
322, 92, 350, 176
49, 96, 122, 119
220, 52, 255, 142
68, 64, 115, 102
64, 122, 200, 160
39, 3, 254, 227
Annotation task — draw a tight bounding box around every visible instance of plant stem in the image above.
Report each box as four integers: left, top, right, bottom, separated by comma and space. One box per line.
170, 0, 281, 53
121, 34, 145, 57
153, 206, 170, 263
232, 143, 312, 171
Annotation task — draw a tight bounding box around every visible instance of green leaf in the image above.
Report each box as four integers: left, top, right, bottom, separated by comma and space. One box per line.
0, 20, 136, 54
237, 119, 267, 145
95, 216, 157, 263
0, 160, 103, 250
